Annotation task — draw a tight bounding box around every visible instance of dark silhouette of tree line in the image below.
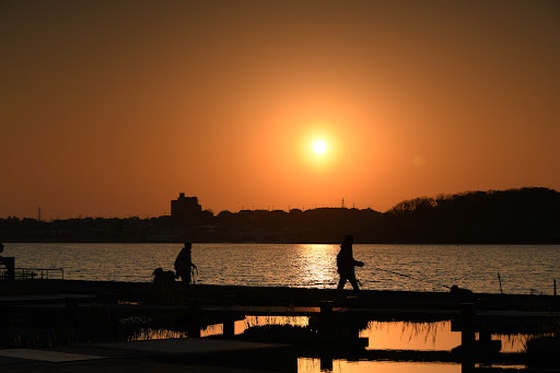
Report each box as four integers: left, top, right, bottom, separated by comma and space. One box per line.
384, 187, 560, 243
1, 187, 559, 244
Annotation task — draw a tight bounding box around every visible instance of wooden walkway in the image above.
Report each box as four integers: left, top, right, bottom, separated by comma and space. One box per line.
1, 292, 558, 327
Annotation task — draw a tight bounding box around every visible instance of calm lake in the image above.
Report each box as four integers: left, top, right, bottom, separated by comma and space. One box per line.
4, 243, 560, 294
3, 243, 554, 372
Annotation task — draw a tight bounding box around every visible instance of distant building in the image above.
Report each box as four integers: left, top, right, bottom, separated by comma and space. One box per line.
171, 193, 202, 221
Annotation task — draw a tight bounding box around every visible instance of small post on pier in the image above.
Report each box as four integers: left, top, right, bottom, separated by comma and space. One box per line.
461, 303, 475, 348
554, 279, 557, 297
320, 354, 333, 371
223, 317, 235, 337
319, 301, 335, 371
187, 302, 202, 338
460, 303, 476, 372
319, 300, 334, 337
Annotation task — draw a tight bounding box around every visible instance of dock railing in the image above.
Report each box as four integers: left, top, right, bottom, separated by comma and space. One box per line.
0, 267, 64, 280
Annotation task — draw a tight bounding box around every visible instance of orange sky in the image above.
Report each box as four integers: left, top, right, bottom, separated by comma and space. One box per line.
1, 1, 559, 219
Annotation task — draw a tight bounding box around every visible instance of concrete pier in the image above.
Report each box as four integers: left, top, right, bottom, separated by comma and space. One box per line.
0, 339, 297, 373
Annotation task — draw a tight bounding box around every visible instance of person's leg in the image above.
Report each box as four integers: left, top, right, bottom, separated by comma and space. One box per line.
337, 275, 347, 290
180, 271, 190, 283
348, 272, 360, 291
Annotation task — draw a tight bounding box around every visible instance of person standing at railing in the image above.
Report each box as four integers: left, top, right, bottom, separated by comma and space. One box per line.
174, 241, 198, 284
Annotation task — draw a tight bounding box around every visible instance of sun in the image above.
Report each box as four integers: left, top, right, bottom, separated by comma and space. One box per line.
312, 139, 328, 155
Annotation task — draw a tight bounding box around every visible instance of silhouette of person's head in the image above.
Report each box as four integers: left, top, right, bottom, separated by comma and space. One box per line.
184, 241, 192, 250
343, 235, 353, 244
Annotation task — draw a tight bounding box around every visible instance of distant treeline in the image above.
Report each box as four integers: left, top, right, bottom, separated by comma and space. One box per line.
1, 187, 559, 244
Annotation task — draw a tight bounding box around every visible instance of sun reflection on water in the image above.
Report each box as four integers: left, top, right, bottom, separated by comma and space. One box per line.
293, 244, 339, 288
364, 320, 460, 351
298, 358, 461, 373
298, 356, 526, 373
362, 320, 527, 353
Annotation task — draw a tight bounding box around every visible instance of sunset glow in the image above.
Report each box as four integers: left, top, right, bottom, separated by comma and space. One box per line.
1, 1, 559, 218
312, 139, 328, 155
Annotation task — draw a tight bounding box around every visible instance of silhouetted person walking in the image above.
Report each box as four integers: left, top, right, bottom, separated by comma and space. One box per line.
336, 234, 364, 291
174, 242, 197, 284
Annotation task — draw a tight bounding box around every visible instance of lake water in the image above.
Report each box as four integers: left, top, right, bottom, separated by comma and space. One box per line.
3, 243, 560, 294
3, 243, 551, 372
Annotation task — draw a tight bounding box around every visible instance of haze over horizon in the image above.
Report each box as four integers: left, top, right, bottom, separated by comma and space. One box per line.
2, 1, 559, 220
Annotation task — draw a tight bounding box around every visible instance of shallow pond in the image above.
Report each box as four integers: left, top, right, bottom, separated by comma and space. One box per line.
136, 316, 528, 372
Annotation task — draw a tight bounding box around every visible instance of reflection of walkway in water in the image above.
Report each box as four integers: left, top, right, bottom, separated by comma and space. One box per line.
150, 317, 527, 355
363, 320, 527, 353
200, 316, 529, 372
298, 358, 463, 373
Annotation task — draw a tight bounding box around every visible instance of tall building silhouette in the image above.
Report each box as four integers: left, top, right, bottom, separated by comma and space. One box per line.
171, 193, 202, 221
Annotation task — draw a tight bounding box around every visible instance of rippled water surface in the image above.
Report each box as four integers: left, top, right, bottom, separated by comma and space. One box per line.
4, 243, 560, 294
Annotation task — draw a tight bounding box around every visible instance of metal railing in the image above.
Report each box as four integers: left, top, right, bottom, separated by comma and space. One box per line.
0, 267, 64, 280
